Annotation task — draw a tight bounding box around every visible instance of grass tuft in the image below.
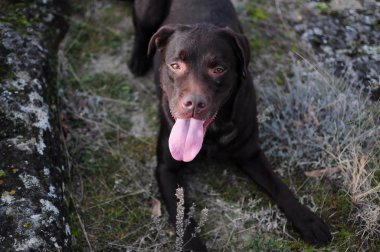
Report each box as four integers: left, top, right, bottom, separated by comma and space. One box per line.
256, 55, 380, 245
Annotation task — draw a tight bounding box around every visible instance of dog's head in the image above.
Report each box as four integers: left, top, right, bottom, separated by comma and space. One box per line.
148, 24, 250, 162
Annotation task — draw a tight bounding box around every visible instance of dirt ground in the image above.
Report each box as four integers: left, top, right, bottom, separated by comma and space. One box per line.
59, 0, 380, 251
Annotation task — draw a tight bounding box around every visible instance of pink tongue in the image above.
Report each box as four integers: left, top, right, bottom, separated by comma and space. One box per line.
169, 118, 205, 162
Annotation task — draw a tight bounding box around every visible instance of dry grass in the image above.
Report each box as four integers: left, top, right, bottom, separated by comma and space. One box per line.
256, 54, 380, 246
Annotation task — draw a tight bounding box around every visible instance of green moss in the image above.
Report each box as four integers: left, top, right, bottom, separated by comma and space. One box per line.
0, 2, 46, 36
124, 136, 156, 161
61, 73, 135, 102
64, 19, 125, 67
23, 222, 33, 229
67, 133, 155, 248
244, 233, 292, 251
250, 36, 269, 54
68, 212, 85, 250
290, 43, 300, 53
201, 164, 266, 206
315, 3, 330, 12
333, 192, 352, 217
275, 71, 286, 86
373, 109, 380, 119
0, 60, 15, 83
247, 4, 268, 22
0, 169, 5, 178
66, 117, 87, 129
375, 169, 380, 181
145, 105, 159, 131
69, 147, 154, 248
337, 228, 351, 240
101, 5, 125, 25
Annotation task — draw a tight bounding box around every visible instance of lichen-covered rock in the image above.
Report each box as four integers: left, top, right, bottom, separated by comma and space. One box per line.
0, 0, 70, 251
293, 1, 380, 100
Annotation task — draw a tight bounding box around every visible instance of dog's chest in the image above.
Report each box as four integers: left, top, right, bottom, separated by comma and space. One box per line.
202, 128, 236, 159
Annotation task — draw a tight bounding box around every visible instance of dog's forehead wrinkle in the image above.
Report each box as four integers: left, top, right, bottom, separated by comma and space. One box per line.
166, 29, 234, 66
166, 36, 194, 62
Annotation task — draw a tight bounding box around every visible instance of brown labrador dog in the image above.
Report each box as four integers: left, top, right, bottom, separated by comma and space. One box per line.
129, 0, 332, 250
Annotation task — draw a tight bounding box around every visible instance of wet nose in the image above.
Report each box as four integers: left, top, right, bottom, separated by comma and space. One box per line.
182, 95, 207, 113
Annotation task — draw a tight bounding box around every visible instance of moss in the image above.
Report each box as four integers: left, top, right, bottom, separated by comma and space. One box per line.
64, 16, 128, 67
5, 85, 18, 92
249, 36, 269, 54
0, 4, 31, 35
0, 169, 5, 178
247, 4, 268, 22
0, 60, 15, 83
201, 164, 268, 207
275, 71, 286, 86
68, 212, 84, 250
145, 105, 159, 131
124, 136, 156, 161
66, 117, 87, 129
101, 4, 126, 25
290, 43, 300, 53
79, 73, 134, 101
336, 228, 351, 240
23, 222, 33, 229
315, 3, 330, 13
243, 233, 292, 251
68, 143, 154, 248
374, 169, 380, 181
0, 2, 52, 37
373, 108, 380, 119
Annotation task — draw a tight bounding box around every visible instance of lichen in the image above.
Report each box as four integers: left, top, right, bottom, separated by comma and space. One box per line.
14, 237, 43, 251
40, 199, 59, 216
0, 0, 70, 250
43, 167, 50, 176
1, 191, 15, 204
36, 133, 46, 155
7, 136, 36, 154
48, 185, 57, 198
19, 174, 41, 189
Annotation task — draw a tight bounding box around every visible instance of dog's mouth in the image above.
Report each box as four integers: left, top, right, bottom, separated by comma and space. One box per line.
169, 113, 217, 162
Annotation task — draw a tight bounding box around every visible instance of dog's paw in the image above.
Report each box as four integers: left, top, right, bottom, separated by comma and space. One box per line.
292, 210, 332, 245
128, 44, 150, 76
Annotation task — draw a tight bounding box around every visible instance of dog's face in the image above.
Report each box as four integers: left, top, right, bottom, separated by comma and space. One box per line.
160, 29, 238, 121
149, 24, 250, 162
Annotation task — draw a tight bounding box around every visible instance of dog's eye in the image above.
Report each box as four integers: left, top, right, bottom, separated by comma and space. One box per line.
214, 66, 225, 74
170, 63, 181, 70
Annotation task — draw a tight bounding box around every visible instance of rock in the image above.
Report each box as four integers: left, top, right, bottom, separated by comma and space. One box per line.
293, 1, 380, 98
330, 0, 363, 10
0, 0, 70, 251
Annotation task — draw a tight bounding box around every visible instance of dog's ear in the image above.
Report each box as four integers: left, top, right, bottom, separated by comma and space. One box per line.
147, 25, 176, 57
148, 25, 193, 57
217, 28, 251, 78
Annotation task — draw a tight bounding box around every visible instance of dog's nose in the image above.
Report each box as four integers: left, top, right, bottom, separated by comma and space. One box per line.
182, 95, 207, 113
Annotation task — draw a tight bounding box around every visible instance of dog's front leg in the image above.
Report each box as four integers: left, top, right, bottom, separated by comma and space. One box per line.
237, 149, 332, 245
156, 125, 208, 251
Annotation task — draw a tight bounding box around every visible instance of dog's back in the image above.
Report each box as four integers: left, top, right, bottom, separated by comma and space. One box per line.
163, 0, 242, 32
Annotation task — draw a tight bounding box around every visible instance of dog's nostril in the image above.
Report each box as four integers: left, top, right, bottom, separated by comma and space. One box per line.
198, 102, 206, 109
183, 100, 193, 108
182, 95, 207, 111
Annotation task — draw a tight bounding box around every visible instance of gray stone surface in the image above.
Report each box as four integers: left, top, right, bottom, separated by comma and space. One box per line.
0, 0, 70, 251
293, 1, 380, 100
